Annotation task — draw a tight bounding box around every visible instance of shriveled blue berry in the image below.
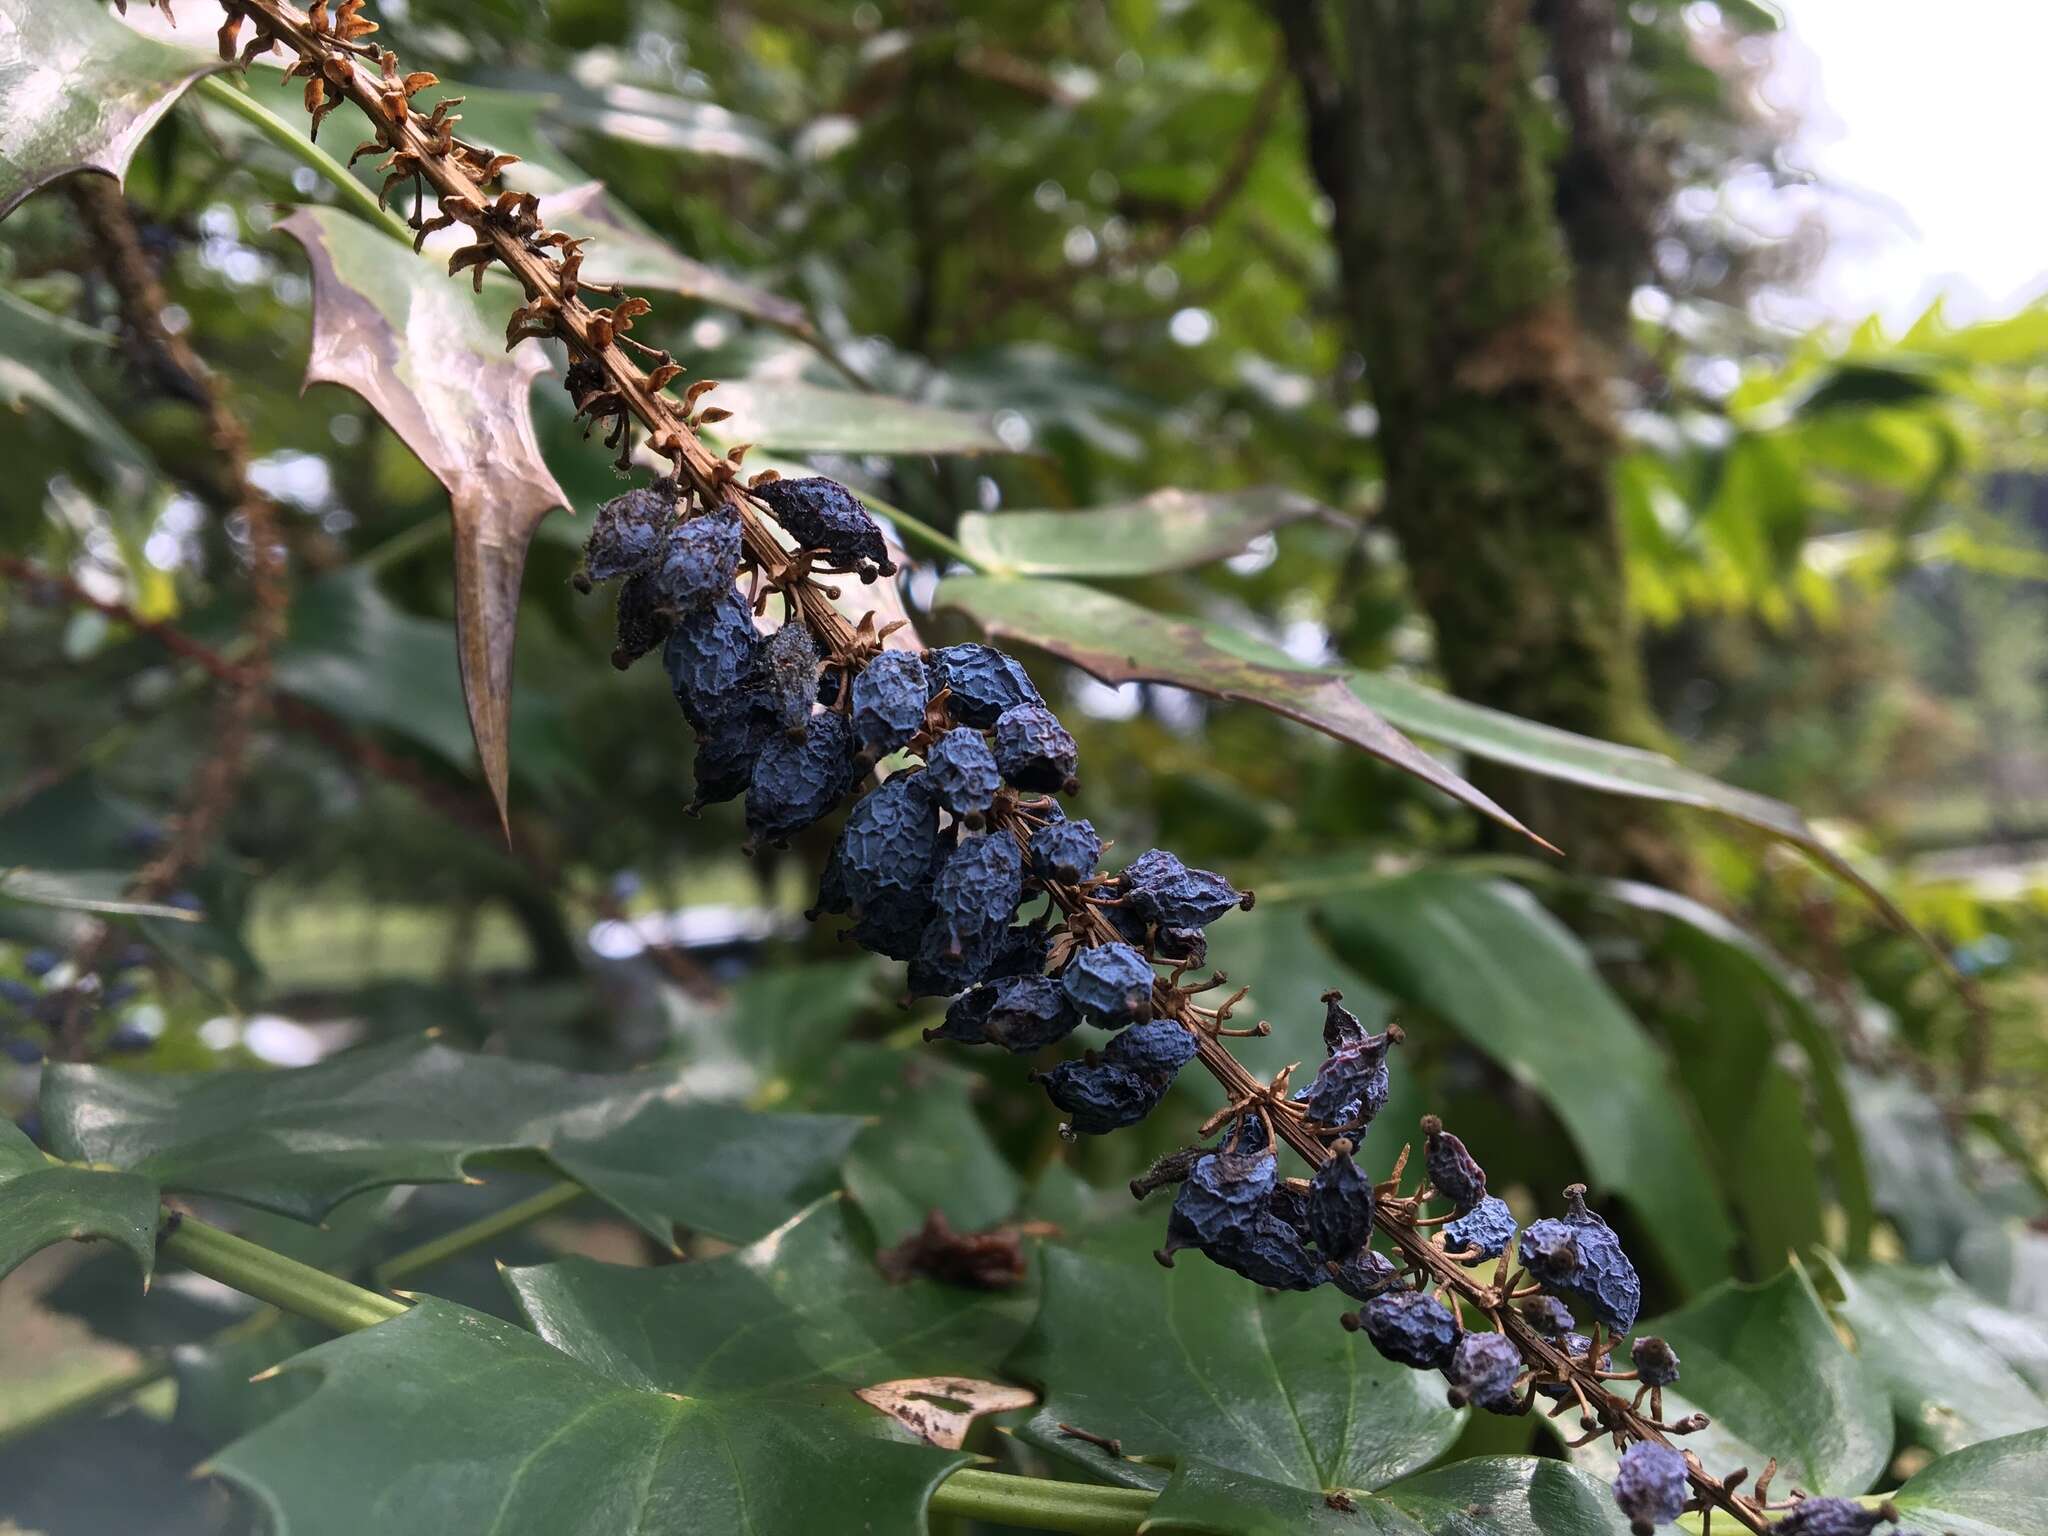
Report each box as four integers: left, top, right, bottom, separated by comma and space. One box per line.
1330, 1248, 1399, 1302
924, 728, 1003, 821
1028, 814, 1100, 890
1209, 1212, 1327, 1292
1161, 1148, 1276, 1259
1300, 1016, 1401, 1129
925, 986, 994, 1046
1102, 1019, 1198, 1077
851, 650, 930, 756
1630, 1336, 1681, 1389
1518, 1296, 1576, 1339
835, 774, 940, 917
854, 902, 930, 964
23, 949, 59, 978
665, 588, 762, 730
0, 979, 36, 1010
1061, 941, 1155, 1025
929, 831, 1025, 958
756, 622, 820, 736
992, 703, 1078, 794
1444, 1331, 1521, 1411
689, 697, 776, 807
1306, 1143, 1374, 1259
1535, 1333, 1592, 1401
612, 568, 674, 668
983, 924, 1051, 981
1118, 848, 1246, 929
1769, 1497, 1898, 1536
1034, 1058, 1168, 1134
928, 643, 1041, 728
652, 504, 741, 612
906, 919, 992, 997
1444, 1195, 1517, 1261
1611, 1442, 1687, 1534
1518, 1185, 1641, 1334
750, 475, 893, 579
1105, 902, 1207, 966
1359, 1289, 1459, 1371
1422, 1115, 1488, 1210
580, 484, 672, 586
980, 974, 1082, 1053
746, 709, 855, 843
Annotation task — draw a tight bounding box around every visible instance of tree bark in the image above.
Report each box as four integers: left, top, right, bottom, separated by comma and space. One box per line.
1272, 0, 1694, 886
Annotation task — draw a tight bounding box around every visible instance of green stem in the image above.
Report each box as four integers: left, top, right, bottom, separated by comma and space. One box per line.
927, 1469, 1155, 1535
160, 1214, 407, 1333
375, 1180, 585, 1288
875, 500, 982, 569
195, 74, 412, 243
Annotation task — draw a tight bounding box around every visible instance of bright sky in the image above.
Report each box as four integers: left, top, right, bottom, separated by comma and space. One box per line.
1765, 0, 2048, 329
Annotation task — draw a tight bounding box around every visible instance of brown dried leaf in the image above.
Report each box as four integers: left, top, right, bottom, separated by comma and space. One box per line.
279, 206, 566, 828
854, 1377, 1036, 1450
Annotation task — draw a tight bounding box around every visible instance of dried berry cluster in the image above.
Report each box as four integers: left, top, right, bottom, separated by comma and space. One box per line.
195, 5, 1886, 1532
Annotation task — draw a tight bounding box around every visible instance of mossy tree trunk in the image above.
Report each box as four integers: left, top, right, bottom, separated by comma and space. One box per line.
1272, 0, 1694, 885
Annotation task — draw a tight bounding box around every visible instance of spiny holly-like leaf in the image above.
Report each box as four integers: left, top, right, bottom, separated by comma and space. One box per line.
1888, 1427, 2048, 1536
1565, 1265, 1891, 1497
1825, 1258, 2048, 1454
1141, 1459, 1426, 1535
0, 0, 219, 219
958, 487, 1330, 577
935, 575, 1547, 849
1008, 1214, 1464, 1501
1380, 1457, 1636, 1535
0, 288, 149, 466
40, 1037, 859, 1249
660, 959, 875, 1103
0, 1117, 157, 1284
212, 1200, 1029, 1533
801, 1045, 1021, 1248
1320, 870, 1736, 1285
276, 205, 568, 829
703, 377, 1006, 455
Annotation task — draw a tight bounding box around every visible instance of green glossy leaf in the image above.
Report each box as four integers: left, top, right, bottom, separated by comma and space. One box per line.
659, 959, 874, 1105
1845, 1069, 1991, 1265
209, 1298, 968, 1536
1344, 670, 1940, 966
1321, 870, 1735, 1283
1008, 1214, 1464, 1500
1889, 1428, 2048, 1536
0, 1118, 157, 1283
803, 1045, 1021, 1247
707, 378, 1005, 455
0, 288, 148, 465
0, 866, 200, 921
957, 487, 1328, 577
1381, 1456, 1634, 1536
1601, 880, 1874, 1263
41, 1036, 860, 1246
277, 205, 568, 826
1826, 1260, 2048, 1454
505, 1197, 1032, 1395
0, 0, 218, 219
1569, 1267, 1890, 1496
935, 576, 1541, 847
1143, 1459, 1425, 1535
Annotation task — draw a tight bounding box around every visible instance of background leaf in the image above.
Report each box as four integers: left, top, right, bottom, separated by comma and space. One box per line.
0, 1118, 157, 1282
0, 288, 149, 465
958, 487, 1328, 577
1889, 1428, 2048, 1536
1379, 1456, 1634, 1536
277, 206, 568, 826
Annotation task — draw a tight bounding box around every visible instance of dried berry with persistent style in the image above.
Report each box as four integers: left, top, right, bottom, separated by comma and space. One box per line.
1421, 1114, 1487, 1210
750, 475, 894, 579
979, 974, 1083, 1053
924, 727, 1004, 821
983, 924, 1051, 981
992, 702, 1078, 793
745, 708, 856, 843
1630, 1335, 1680, 1388
1769, 1497, 1899, 1536
1518, 1184, 1641, 1333
1161, 1148, 1277, 1259
926, 985, 996, 1046
1299, 1013, 1401, 1129
851, 649, 930, 756
1118, 848, 1247, 930
1033, 1057, 1169, 1135
1444, 1330, 1521, 1411
612, 568, 674, 668
1061, 941, 1156, 1025
1029, 817, 1101, 885
1518, 1295, 1575, 1338
579, 484, 672, 587
756, 621, 821, 736
1101, 1018, 1198, 1077
652, 503, 742, 613
1358, 1289, 1459, 1371
928, 830, 1025, 958
1330, 1247, 1399, 1302
1443, 1195, 1517, 1261
1208, 1211, 1327, 1292
834, 773, 940, 920
928, 643, 1041, 727
665, 588, 763, 730
689, 700, 776, 807
1305, 1142, 1374, 1259
1611, 1442, 1688, 1534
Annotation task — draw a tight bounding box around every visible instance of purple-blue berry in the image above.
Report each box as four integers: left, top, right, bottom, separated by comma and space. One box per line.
1029, 817, 1101, 885
1611, 1442, 1687, 1534
1631, 1335, 1680, 1389
992, 703, 1078, 794
1444, 1330, 1521, 1411
1102, 1019, 1198, 1077
651, 503, 742, 612
1422, 1114, 1487, 1210
1306, 1142, 1374, 1259
923, 728, 1003, 821
1357, 1289, 1459, 1371
580, 484, 672, 586
750, 476, 893, 580
1444, 1195, 1517, 1261
850, 650, 929, 757
1518, 1184, 1641, 1333
928, 643, 1041, 728
1769, 1498, 1898, 1536
1117, 848, 1246, 929
1061, 941, 1155, 1025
